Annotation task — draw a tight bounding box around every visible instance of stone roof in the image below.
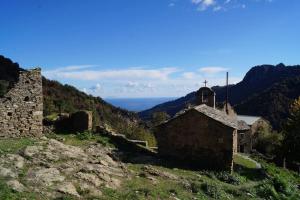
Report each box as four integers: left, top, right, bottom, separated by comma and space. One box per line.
164, 104, 250, 130
193, 104, 244, 130
237, 120, 251, 131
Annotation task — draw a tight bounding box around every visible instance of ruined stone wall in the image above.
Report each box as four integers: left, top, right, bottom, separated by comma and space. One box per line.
0, 68, 43, 137
155, 110, 235, 171
237, 130, 252, 153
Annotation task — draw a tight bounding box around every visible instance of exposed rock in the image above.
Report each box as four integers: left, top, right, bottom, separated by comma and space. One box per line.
0, 138, 128, 199
7, 180, 26, 192
0, 166, 17, 178
110, 177, 121, 189
0, 154, 25, 169
76, 172, 103, 187
142, 165, 178, 180
27, 167, 65, 186
77, 182, 102, 197
90, 189, 103, 197
23, 145, 43, 158
48, 139, 87, 160
57, 182, 80, 197
7, 154, 25, 169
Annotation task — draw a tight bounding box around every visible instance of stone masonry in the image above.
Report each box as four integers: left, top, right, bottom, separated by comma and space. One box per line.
0, 68, 43, 137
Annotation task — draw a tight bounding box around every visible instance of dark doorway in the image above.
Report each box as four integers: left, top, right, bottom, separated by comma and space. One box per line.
240, 145, 244, 153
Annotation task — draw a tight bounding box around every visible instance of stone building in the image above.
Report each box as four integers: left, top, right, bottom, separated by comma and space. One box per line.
155, 85, 251, 171
236, 115, 268, 153
155, 104, 249, 171
53, 110, 93, 133
0, 68, 43, 137
221, 103, 268, 154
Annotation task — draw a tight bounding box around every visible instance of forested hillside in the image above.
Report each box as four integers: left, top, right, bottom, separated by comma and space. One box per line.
235, 76, 300, 129
139, 64, 300, 130
0, 56, 21, 97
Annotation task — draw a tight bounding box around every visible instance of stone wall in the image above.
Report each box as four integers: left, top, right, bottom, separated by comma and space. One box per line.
155, 110, 235, 171
237, 129, 252, 153
53, 111, 93, 133
0, 68, 43, 137
70, 111, 93, 132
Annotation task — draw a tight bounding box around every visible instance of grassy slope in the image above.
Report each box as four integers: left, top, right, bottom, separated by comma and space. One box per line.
0, 136, 299, 200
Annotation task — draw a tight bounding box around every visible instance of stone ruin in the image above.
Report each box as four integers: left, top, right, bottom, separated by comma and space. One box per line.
71, 111, 93, 132
0, 68, 43, 137
54, 110, 93, 133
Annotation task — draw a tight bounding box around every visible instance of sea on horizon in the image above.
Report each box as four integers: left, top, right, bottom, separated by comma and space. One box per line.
105, 97, 177, 112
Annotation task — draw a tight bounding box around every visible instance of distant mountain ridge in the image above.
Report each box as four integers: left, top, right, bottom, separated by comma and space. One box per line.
139, 64, 300, 130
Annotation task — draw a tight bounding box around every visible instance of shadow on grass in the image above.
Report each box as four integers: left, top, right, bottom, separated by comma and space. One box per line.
233, 164, 267, 181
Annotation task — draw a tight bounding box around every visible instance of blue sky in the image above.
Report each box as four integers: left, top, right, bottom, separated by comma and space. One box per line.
1, 0, 299, 98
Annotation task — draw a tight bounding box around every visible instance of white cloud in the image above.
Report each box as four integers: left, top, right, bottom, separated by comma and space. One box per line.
182, 72, 197, 79
44, 67, 178, 81
190, 0, 273, 12
213, 6, 222, 11
44, 65, 242, 98
168, 2, 175, 7
199, 67, 229, 74
191, 0, 216, 11
125, 81, 139, 88
89, 83, 102, 92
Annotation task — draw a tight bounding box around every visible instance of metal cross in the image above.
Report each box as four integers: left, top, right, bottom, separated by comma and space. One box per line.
203, 80, 208, 87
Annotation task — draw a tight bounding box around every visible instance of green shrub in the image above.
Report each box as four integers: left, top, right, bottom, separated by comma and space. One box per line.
257, 183, 279, 199
190, 181, 202, 193
76, 131, 93, 140
96, 137, 112, 147
272, 175, 293, 196
201, 183, 221, 199
215, 171, 241, 185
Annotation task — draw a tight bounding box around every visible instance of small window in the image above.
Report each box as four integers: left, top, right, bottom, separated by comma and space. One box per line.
24, 96, 30, 102
7, 112, 12, 116
218, 138, 224, 143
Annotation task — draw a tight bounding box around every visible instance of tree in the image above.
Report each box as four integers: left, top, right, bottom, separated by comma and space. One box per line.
282, 97, 300, 163
151, 112, 170, 126
253, 124, 283, 156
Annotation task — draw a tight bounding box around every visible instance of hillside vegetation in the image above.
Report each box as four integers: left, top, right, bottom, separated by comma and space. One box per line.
0, 56, 21, 97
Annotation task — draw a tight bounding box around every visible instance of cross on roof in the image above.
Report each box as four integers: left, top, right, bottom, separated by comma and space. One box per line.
203, 80, 208, 87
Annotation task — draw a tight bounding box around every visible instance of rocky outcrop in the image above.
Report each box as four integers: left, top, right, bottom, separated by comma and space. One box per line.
0, 137, 129, 199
